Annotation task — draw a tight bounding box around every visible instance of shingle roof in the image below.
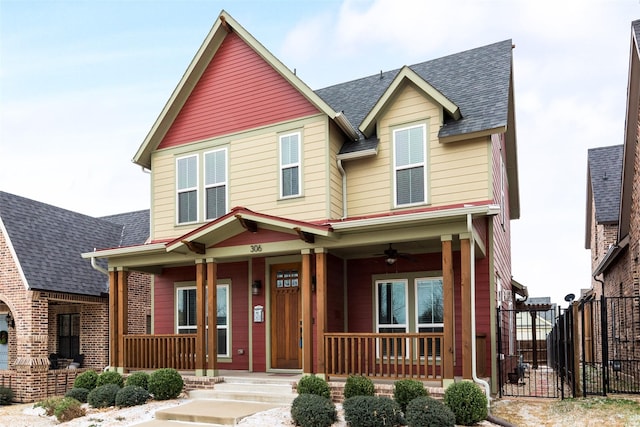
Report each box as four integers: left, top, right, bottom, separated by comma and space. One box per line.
0, 191, 149, 297
588, 145, 623, 224
633, 20, 640, 52
315, 39, 513, 153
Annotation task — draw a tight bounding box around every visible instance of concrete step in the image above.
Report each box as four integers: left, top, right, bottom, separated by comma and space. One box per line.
188, 377, 297, 405
149, 399, 279, 426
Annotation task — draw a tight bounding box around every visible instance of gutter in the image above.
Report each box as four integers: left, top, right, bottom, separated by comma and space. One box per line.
89, 248, 109, 276
592, 243, 622, 277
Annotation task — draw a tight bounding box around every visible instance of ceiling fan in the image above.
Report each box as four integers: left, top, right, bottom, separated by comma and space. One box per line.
380, 243, 414, 265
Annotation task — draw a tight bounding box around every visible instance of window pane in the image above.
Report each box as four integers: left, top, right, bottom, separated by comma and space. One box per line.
408, 126, 424, 164
417, 278, 443, 325
377, 282, 406, 325
282, 166, 299, 197
217, 329, 227, 355
177, 156, 197, 190
205, 150, 226, 185
178, 191, 197, 223
178, 288, 197, 327
217, 286, 227, 326
206, 186, 226, 219
281, 134, 299, 165
396, 166, 424, 205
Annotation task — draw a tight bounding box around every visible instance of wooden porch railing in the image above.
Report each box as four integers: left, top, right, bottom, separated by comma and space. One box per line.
324, 332, 444, 384
123, 335, 197, 370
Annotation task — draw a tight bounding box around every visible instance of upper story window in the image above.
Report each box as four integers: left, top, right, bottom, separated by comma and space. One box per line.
393, 124, 427, 207
280, 132, 301, 198
177, 155, 198, 224
205, 148, 227, 220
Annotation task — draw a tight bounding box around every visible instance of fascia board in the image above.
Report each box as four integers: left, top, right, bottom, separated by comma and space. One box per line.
336, 148, 378, 161
359, 66, 461, 138
81, 243, 167, 259
439, 127, 506, 144
238, 212, 333, 237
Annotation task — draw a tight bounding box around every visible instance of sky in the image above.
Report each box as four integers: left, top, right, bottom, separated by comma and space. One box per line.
1, 0, 639, 307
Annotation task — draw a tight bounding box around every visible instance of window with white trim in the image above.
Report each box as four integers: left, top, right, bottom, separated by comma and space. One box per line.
204, 148, 227, 220
376, 280, 408, 357
175, 284, 230, 357
416, 278, 443, 357
177, 155, 198, 224
393, 124, 426, 207
280, 132, 301, 198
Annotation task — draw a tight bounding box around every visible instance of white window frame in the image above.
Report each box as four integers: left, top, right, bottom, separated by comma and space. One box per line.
175, 283, 230, 358
176, 155, 198, 225
204, 148, 228, 221
279, 132, 302, 199
375, 280, 408, 358
393, 124, 427, 208
415, 277, 444, 332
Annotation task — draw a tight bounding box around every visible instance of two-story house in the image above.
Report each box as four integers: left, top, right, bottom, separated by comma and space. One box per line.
85, 10, 520, 393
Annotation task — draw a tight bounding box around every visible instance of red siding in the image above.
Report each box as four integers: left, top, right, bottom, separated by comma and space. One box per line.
251, 258, 267, 372
159, 32, 320, 148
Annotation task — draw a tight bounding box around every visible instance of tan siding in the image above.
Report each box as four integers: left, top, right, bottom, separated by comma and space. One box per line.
345, 82, 490, 218
329, 121, 344, 219
150, 116, 330, 240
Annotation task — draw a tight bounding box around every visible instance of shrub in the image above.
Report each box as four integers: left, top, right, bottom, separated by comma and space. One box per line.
290, 393, 337, 427
343, 395, 404, 427
406, 396, 456, 427
53, 397, 85, 422
394, 379, 428, 412
116, 385, 150, 407
148, 368, 184, 400
65, 387, 89, 403
443, 381, 488, 426
35, 397, 63, 416
87, 383, 121, 408
73, 370, 98, 390
97, 370, 124, 388
125, 371, 150, 390
343, 375, 375, 399
296, 375, 331, 398
0, 386, 14, 405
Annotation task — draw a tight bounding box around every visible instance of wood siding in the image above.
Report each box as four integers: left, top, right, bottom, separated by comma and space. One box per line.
158, 32, 319, 149
346, 83, 490, 218
328, 121, 345, 219
150, 116, 330, 240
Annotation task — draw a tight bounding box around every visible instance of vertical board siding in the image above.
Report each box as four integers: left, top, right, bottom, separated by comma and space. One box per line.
346, 83, 490, 218
159, 32, 319, 149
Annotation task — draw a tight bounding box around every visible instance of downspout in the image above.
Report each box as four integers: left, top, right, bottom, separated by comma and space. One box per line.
337, 159, 347, 219
467, 214, 491, 404
89, 249, 111, 371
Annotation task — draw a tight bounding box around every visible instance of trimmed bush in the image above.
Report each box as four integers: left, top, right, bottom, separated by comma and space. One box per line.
291, 393, 337, 427
87, 383, 121, 408
97, 370, 124, 388
65, 387, 89, 403
0, 386, 14, 405
116, 385, 150, 407
125, 371, 150, 390
148, 368, 184, 400
53, 397, 85, 422
73, 369, 98, 390
343, 375, 375, 399
35, 397, 63, 416
406, 396, 456, 427
394, 379, 428, 412
343, 395, 405, 427
296, 375, 331, 398
443, 381, 488, 426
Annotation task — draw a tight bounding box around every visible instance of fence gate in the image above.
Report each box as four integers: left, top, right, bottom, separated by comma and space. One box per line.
497, 306, 573, 398
579, 296, 640, 395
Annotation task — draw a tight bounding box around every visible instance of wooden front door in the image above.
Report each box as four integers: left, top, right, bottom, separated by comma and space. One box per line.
271, 263, 302, 369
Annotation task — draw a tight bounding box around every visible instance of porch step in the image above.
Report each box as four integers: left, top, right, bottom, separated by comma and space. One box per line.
132, 376, 298, 426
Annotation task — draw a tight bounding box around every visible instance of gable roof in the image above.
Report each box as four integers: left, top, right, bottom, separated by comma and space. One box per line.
0, 191, 149, 297
587, 145, 623, 225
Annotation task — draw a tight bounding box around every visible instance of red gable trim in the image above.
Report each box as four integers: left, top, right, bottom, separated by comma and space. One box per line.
159, 32, 319, 149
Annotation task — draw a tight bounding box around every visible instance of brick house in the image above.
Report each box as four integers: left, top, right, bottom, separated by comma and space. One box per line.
0, 191, 150, 402
86, 10, 520, 394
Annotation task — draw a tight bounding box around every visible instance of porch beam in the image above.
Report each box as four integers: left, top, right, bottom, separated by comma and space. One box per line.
441, 236, 455, 384
301, 250, 313, 373
315, 249, 327, 375
109, 270, 118, 369
207, 260, 218, 374
116, 269, 128, 370
196, 261, 206, 374
460, 236, 472, 380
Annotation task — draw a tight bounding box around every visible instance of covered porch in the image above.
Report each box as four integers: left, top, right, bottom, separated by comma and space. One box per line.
87, 204, 497, 387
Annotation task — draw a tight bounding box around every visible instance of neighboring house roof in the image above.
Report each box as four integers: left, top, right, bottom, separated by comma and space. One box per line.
0, 191, 149, 297
587, 145, 623, 225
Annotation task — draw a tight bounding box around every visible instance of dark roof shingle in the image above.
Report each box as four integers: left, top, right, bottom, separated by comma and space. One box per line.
588, 145, 623, 224
0, 191, 149, 297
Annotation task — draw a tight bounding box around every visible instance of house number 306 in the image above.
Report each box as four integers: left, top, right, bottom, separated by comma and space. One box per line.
250, 245, 262, 253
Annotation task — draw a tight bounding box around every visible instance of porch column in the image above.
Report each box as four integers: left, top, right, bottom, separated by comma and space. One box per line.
301, 250, 313, 373
207, 259, 218, 375
116, 268, 128, 372
460, 234, 472, 380
315, 249, 327, 375
196, 260, 206, 375
441, 236, 455, 386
